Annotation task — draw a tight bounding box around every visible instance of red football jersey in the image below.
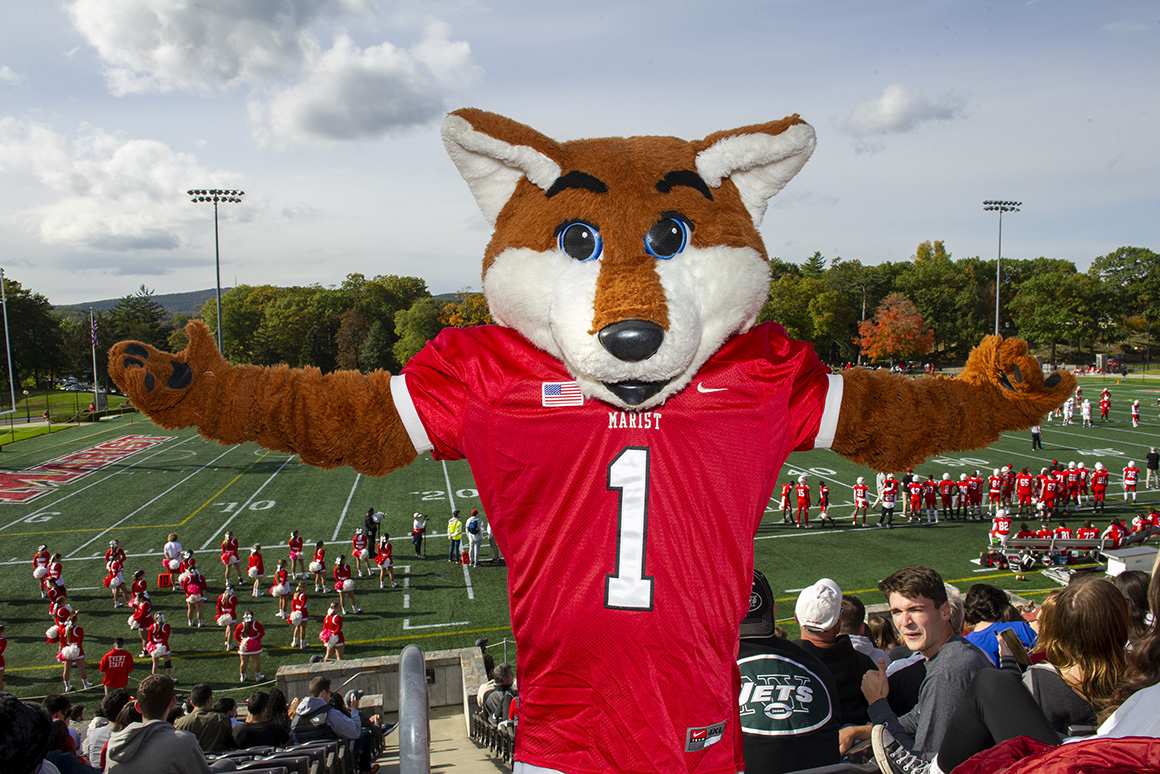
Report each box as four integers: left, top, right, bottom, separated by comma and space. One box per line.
395, 323, 837, 774
1092, 469, 1109, 490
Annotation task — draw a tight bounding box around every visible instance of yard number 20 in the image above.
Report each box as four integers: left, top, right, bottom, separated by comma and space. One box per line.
605, 447, 654, 610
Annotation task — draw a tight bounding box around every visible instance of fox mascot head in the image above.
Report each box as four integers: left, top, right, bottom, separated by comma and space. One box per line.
442, 108, 815, 409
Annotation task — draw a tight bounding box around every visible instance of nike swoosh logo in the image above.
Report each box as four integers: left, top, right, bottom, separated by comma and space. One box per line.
697, 383, 727, 393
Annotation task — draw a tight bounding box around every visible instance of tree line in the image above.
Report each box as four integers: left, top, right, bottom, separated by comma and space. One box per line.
3, 242, 1156, 392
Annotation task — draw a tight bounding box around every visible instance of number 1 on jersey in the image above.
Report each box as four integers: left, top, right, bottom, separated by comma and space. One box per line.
606, 446, 655, 610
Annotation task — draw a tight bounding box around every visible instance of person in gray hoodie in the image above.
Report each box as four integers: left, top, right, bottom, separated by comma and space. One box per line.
84, 689, 132, 769
105, 675, 211, 774
291, 676, 360, 742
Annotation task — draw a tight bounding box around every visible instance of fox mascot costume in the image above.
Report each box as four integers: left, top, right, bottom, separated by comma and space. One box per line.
110, 109, 1072, 774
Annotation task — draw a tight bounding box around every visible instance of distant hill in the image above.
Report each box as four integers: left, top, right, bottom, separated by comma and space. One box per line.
54, 289, 232, 321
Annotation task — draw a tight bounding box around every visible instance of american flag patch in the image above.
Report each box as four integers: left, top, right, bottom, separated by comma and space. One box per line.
542, 381, 584, 407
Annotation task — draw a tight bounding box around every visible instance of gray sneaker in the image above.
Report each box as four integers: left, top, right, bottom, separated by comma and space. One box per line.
872, 725, 930, 774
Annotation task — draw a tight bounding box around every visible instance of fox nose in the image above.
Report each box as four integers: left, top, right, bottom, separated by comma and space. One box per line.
598, 320, 664, 362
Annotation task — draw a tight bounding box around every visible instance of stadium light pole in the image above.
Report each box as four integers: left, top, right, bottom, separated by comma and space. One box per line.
188, 189, 245, 352
983, 200, 1020, 337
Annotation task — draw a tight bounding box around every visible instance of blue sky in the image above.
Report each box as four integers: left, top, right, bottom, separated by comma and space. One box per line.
1, 0, 1157, 306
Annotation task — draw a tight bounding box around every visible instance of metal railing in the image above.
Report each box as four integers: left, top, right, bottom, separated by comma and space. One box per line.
398, 644, 430, 774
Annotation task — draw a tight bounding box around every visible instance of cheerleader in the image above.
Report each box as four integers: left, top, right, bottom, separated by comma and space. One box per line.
269, 559, 292, 618
0, 623, 6, 691
32, 544, 50, 597
235, 611, 265, 682
130, 569, 148, 599
47, 598, 72, 647
247, 544, 265, 597
146, 612, 173, 679
47, 553, 65, 590
374, 533, 398, 589
216, 584, 238, 651
105, 553, 129, 608
220, 530, 242, 584
181, 559, 206, 627
177, 550, 196, 579
351, 528, 371, 577
58, 612, 91, 692
47, 585, 70, 626
319, 603, 344, 661
105, 539, 127, 566
289, 585, 309, 648
128, 590, 154, 655
332, 554, 361, 615
309, 540, 328, 593
162, 532, 182, 584
287, 530, 305, 579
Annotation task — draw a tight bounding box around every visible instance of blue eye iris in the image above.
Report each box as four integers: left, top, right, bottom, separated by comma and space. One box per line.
644, 217, 689, 259
558, 222, 602, 262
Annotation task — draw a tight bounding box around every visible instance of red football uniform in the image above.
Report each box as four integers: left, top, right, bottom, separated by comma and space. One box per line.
939, 479, 955, 506
853, 483, 869, 506
881, 480, 899, 508
988, 475, 1003, 502
1123, 466, 1140, 491
1092, 468, 1109, 494
395, 323, 837, 774
1054, 526, 1073, 539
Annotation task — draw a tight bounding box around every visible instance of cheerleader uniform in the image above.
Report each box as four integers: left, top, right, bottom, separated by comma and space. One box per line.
146, 620, 171, 658
319, 612, 344, 648
216, 591, 238, 626
221, 536, 240, 567
235, 620, 265, 655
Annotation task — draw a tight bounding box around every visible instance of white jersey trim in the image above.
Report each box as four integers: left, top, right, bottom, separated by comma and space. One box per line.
814, 373, 843, 450
390, 374, 434, 455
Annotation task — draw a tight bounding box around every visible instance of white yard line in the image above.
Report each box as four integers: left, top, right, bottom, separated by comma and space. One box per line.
330, 473, 362, 542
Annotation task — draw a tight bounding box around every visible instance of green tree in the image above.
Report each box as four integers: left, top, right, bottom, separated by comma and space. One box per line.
1090, 247, 1160, 361
0, 276, 64, 390
1010, 270, 1108, 363
393, 297, 445, 366
336, 307, 371, 371
107, 285, 168, 349
360, 320, 396, 372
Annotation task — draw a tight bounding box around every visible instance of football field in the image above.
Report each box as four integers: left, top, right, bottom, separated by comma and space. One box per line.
1, 375, 1156, 700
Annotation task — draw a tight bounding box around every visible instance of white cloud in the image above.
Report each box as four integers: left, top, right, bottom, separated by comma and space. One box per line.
843, 83, 968, 137
1102, 20, 1152, 34
65, 0, 376, 96
249, 23, 480, 147
0, 66, 26, 87
0, 118, 241, 252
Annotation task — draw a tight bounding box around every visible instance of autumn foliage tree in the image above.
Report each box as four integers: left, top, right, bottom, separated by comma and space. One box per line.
857, 293, 934, 363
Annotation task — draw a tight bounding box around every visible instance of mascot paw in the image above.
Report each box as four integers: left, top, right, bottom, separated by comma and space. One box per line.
108, 321, 226, 416
960, 335, 1076, 413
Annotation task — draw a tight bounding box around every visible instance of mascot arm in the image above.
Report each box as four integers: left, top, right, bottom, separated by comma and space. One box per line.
830, 336, 1075, 472
107, 321, 417, 477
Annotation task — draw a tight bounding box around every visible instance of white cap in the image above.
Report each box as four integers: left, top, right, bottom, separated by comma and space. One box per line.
798, 475, 807, 483
857, 476, 865, 484
996, 508, 1007, 518
795, 578, 842, 632
960, 473, 967, 481
942, 473, 950, 480
993, 468, 1001, 476
1095, 462, 1104, 470
1068, 461, 1076, 470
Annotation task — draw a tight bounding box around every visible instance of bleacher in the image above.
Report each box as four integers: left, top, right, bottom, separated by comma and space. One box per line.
978, 525, 1159, 572
207, 738, 359, 774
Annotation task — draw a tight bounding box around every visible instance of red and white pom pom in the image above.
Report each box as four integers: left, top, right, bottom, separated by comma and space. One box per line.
289, 550, 302, 560
318, 629, 338, 646
128, 616, 141, 630
248, 566, 260, 579
355, 548, 370, 560
33, 566, 48, 580
146, 643, 169, 658
46, 625, 60, 641
178, 571, 191, 585
340, 579, 354, 592
59, 644, 81, 661
167, 558, 180, 571
270, 583, 291, 597
222, 554, 239, 565
185, 593, 204, 604
288, 611, 304, 625
103, 576, 113, 589
239, 637, 262, 654
309, 561, 323, 573
216, 613, 235, 627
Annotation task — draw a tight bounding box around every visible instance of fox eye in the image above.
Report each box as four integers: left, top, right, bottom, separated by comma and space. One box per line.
644, 216, 689, 259
557, 221, 602, 262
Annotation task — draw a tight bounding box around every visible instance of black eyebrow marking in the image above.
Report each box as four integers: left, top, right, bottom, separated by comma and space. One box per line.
546, 171, 608, 198
655, 170, 713, 201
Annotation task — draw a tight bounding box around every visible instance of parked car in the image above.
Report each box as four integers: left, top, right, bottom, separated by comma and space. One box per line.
1103, 359, 1127, 374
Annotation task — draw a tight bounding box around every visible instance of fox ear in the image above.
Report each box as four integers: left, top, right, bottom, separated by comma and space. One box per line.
694, 116, 816, 227
442, 108, 564, 226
